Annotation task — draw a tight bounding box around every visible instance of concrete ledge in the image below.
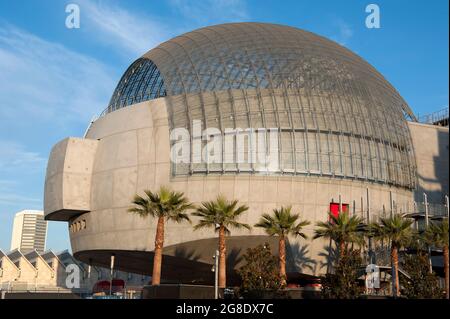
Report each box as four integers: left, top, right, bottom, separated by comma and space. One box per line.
44, 209, 89, 221
44, 137, 98, 221
2, 292, 82, 299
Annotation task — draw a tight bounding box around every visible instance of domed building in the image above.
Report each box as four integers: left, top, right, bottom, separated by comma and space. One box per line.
44, 23, 448, 284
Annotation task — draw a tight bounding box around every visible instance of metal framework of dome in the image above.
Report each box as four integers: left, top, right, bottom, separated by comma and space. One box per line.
104, 22, 417, 189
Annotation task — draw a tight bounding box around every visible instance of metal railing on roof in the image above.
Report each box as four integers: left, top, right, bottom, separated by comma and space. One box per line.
417, 107, 449, 126
406, 202, 449, 220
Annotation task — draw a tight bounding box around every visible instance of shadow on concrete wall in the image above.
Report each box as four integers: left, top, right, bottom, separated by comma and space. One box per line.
173, 247, 202, 262
415, 129, 449, 203
286, 241, 317, 274
318, 242, 339, 274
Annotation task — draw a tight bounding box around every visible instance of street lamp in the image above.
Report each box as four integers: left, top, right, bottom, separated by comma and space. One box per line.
424, 193, 433, 274
215, 223, 220, 299
110, 254, 115, 296
212, 250, 219, 299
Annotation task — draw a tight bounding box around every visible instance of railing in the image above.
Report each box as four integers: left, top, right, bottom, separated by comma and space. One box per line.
361, 247, 391, 267
417, 107, 449, 126
427, 203, 448, 218
410, 202, 448, 219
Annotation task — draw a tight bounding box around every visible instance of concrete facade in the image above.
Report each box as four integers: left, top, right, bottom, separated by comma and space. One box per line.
44, 138, 98, 221
42, 23, 448, 284
44, 99, 418, 282
408, 121, 449, 202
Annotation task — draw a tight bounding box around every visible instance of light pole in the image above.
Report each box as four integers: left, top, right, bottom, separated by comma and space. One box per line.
423, 193, 434, 274
445, 195, 449, 220
366, 188, 374, 264
110, 254, 115, 296
214, 222, 220, 299
212, 250, 219, 299
88, 258, 92, 281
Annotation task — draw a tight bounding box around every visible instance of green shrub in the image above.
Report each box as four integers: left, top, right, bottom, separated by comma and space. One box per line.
321, 250, 363, 299
237, 243, 287, 298
400, 252, 443, 299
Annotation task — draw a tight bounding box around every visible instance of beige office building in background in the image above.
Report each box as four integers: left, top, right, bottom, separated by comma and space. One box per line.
10, 210, 47, 253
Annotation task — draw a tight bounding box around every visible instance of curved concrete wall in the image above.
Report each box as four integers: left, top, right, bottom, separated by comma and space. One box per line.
44, 97, 415, 280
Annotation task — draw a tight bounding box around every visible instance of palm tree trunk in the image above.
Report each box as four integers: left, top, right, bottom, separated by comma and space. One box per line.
339, 240, 346, 260
152, 216, 165, 285
218, 225, 226, 289
444, 244, 449, 299
391, 244, 400, 297
279, 235, 286, 285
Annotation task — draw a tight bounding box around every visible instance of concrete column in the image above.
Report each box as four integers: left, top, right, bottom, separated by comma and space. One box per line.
389, 191, 393, 217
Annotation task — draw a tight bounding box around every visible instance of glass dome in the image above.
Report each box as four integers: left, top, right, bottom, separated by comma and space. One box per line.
105, 22, 417, 189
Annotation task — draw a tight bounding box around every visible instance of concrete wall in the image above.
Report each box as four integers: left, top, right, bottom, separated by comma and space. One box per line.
45, 255, 67, 287
14, 256, 36, 283
408, 122, 449, 203
32, 256, 56, 287
0, 255, 19, 282
44, 137, 98, 221
44, 98, 416, 280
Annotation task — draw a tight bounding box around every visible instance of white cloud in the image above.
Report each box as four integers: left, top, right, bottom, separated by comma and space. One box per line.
0, 140, 45, 172
0, 23, 116, 124
0, 178, 41, 208
0, 180, 17, 190
331, 19, 354, 46
0, 193, 42, 206
79, 0, 172, 57
169, 0, 249, 24
75, 0, 249, 58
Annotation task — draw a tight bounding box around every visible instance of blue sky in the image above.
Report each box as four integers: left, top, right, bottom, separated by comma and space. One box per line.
0, 0, 448, 252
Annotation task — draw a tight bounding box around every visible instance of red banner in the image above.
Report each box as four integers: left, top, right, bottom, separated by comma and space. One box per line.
329, 202, 349, 219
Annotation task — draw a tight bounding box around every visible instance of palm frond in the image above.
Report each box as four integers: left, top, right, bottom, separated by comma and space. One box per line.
192, 195, 250, 235
369, 213, 415, 247
128, 187, 192, 224
255, 206, 310, 238
424, 219, 449, 247
313, 212, 366, 246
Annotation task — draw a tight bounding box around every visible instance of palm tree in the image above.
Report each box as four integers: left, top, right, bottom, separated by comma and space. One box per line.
255, 206, 310, 285
128, 186, 193, 285
192, 195, 250, 288
314, 212, 365, 259
424, 219, 449, 299
369, 214, 415, 297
